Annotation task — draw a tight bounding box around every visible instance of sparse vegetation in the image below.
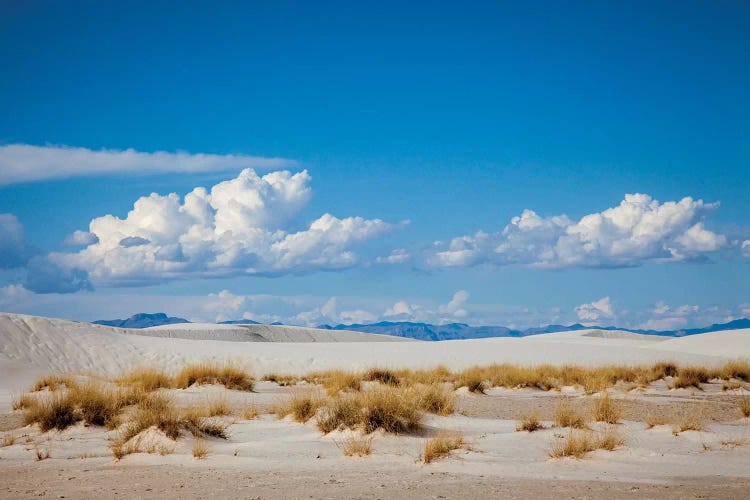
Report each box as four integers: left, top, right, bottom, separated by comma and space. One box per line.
554, 400, 587, 429
454, 368, 487, 393
738, 395, 750, 418
409, 384, 455, 415
644, 412, 669, 429
1, 434, 15, 447
174, 362, 254, 391
31, 374, 74, 392
592, 393, 622, 424
192, 439, 209, 459
242, 405, 260, 420
550, 427, 624, 458
316, 395, 362, 433
340, 435, 373, 457
273, 390, 322, 423
322, 370, 362, 396
516, 413, 544, 432
117, 367, 173, 391
364, 368, 401, 387
671, 367, 710, 389
422, 432, 464, 463
672, 407, 705, 434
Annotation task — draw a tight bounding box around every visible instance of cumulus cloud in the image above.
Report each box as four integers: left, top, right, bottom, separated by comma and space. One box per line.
49, 168, 397, 287
575, 297, 614, 323
437, 290, 469, 318
0, 213, 33, 268
428, 194, 727, 269
743, 240, 750, 258
63, 230, 99, 246
24, 256, 92, 294
0, 144, 295, 184
638, 302, 702, 331
375, 248, 410, 264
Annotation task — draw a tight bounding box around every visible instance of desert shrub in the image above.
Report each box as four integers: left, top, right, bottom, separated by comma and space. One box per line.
364, 368, 401, 387
400, 365, 453, 385
671, 367, 710, 389
174, 362, 254, 391
23, 392, 78, 431
738, 396, 750, 418
70, 382, 125, 428
409, 384, 455, 415
592, 393, 622, 424
550, 428, 623, 458
672, 407, 705, 434
516, 413, 543, 432
120, 393, 181, 442
357, 387, 422, 434
719, 361, 750, 382
31, 374, 75, 392
594, 426, 624, 451
553, 400, 586, 429
1, 434, 15, 447
644, 412, 669, 428
316, 396, 362, 434
454, 367, 487, 394
649, 361, 679, 379
261, 374, 298, 386
273, 391, 321, 423
12, 393, 37, 411
117, 367, 173, 391
422, 432, 464, 463
322, 370, 362, 396
340, 435, 373, 457
242, 405, 260, 420
192, 439, 209, 459
181, 407, 230, 439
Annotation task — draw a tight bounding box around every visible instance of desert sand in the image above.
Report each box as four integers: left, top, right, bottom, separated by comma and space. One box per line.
2, 312, 750, 499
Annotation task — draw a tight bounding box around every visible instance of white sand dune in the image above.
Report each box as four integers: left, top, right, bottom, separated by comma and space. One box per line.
2, 312, 749, 410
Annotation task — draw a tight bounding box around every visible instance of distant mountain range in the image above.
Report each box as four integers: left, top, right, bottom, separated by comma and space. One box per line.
93, 312, 190, 328
93, 313, 750, 340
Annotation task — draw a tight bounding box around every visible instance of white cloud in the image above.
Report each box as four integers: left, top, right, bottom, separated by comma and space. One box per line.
375, 248, 410, 264
49, 168, 397, 286
742, 240, 750, 258
384, 300, 419, 319
639, 317, 688, 330
428, 194, 727, 269
438, 290, 469, 318
63, 230, 99, 246
575, 297, 614, 323
0, 144, 295, 184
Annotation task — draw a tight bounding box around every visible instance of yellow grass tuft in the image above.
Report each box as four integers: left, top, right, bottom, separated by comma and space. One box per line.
364, 368, 401, 386
117, 367, 173, 391
1, 434, 15, 447
554, 400, 587, 429
549, 427, 623, 458
422, 432, 464, 463
261, 373, 298, 386
273, 390, 322, 423
454, 367, 487, 393
644, 412, 669, 429
174, 362, 254, 391
671, 367, 710, 389
672, 406, 705, 434
357, 387, 423, 434
738, 396, 750, 418
192, 439, 209, 459
120, 393, 182, 442
516, 413, 544, 432
242, 405, 260, 420
409, 384, 455, 416
321, 370, 362, 396
340, 435, 373, 457
23, 392, 78, 431
12, 392, 36, 411
316, 395, 362, 434
592, 393, 622, 424
31, 374, 75, 392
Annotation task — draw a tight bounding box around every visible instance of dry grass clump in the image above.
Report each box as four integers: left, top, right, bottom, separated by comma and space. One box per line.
120, 393, 182, 442
553, 400, 587, 429
181, 407, 230, 439
671, 367, 710, 389
174, 362, 254, 391
23, 392, 79, 431
242, 405, 260, 420
454, 367, 487, 394
399, 365, 453, 385
592, 393, 622, 424
322, 370, 362, 396
261, 373, 298, 386
358, 387, 423, 434
738, 396, 750, 418
273, 390, 322, 423
31, 374, 75, 392
723, 381, 744, 391
117, 367, 173, 391
549, 428, 624, 458
644, 412, 669, 429
409, 384, 455, 415
671, 407, 705, 435
340, 435, 373, 457
12, 393, 37, 411
35, 446, 50, 461
716, 361, 750, 382
1, 434, 15, 447
192, 439, 209, 459
364, 368, 401, 387
422, 432, 464, 464
69, 382, 128, 428
516, 413, 544, 432
316, 395, 362, 433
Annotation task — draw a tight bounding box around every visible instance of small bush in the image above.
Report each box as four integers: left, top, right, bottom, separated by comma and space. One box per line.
422, 432, 464, 463
274, 391, 321, 423
182, 407, 230, 439
242, 405, 259, 420
550, 428, 623, 458
340, 435, 373, 457
738, 396, 750, 418
364, 368, 401, 387
117, 368, 173, 391
454, 368, 486, 394
322, 370, 362, 396
31, 374, 74, 392
317, 396, 362, 434
592, 393, 621, 424
672, 407, 705, 434
553, 400, 586, 429
671, 367, 709, 389
516, 413, 543, 432
70, 382, 124, 428
357, 388, 422, 434
121, 393, 181, 442
23, 392, 78, 431
192, 439, 209, 459
596, 427, 625, 451
644, 412, 669, 429
409, 384, 455, 415
12, 393, 36, 411
718, 361, 750, 382
174, 362, 254, 391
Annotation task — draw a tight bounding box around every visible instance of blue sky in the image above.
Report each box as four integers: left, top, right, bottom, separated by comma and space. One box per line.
1, 1, 749, 328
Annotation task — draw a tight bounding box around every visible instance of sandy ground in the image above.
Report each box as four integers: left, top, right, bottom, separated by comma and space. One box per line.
2, 313, 750, 499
